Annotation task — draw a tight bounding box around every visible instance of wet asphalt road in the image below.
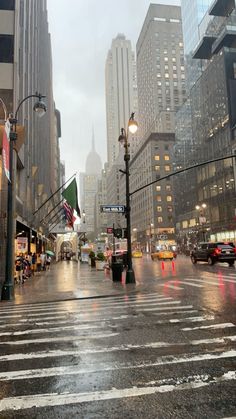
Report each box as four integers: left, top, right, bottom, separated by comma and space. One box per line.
0, 256, 235, 418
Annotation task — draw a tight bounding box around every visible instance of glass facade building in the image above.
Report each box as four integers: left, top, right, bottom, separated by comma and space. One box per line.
181, 0, 212, 90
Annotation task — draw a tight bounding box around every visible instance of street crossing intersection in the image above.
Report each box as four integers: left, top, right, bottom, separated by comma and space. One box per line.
0, 291, 235, 418
158, 270, 236, 291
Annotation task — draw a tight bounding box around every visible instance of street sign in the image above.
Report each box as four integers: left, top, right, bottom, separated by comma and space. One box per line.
100, 205, 125, 213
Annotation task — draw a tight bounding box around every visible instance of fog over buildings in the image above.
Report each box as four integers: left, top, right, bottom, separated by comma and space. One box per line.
47, 0, 180, 180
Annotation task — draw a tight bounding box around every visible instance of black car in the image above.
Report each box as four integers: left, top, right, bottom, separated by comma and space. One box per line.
191, 242, 236, 266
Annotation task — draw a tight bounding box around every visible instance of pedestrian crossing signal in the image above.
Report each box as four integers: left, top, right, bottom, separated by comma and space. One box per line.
114, 228, 122, 238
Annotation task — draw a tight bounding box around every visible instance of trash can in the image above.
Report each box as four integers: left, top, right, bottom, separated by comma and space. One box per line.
111, 262, 123, 282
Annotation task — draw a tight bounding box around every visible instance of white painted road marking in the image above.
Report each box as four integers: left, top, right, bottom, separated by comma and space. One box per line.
0, 350, 235, 381
0, 370, 235, 411
182, 323, 235, 331
0, 334, 235, 363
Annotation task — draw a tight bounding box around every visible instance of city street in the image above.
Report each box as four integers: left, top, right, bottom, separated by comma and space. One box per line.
0, 256, 235, 418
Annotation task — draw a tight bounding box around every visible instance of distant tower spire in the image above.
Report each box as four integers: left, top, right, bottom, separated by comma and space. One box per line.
92, 126, 95, 151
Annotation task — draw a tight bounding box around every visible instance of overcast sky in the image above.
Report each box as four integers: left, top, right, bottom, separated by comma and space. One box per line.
47, 0, 180, 181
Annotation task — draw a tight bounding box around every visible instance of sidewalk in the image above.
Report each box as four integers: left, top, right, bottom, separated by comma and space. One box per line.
3, 261, 140, 306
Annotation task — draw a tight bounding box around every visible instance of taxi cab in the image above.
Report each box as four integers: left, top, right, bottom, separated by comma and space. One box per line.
151, 249, 174, 261
132, 250, 143, 258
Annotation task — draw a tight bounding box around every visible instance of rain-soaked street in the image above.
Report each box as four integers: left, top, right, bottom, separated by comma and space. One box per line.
0, 255, 235, 418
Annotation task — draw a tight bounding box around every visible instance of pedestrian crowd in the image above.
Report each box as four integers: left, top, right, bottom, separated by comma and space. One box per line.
15, 251, 52, 284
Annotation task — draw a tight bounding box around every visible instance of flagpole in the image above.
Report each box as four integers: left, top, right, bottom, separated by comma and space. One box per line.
39, 198, 64, 224
33, 173, 77, 215
43, 206, 64, 227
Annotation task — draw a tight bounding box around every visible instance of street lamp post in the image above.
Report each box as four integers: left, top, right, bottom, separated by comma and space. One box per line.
149, 223, 154, 253
195, 203, 207, 242
118, 113, 138, 284
1, 93, 46, 300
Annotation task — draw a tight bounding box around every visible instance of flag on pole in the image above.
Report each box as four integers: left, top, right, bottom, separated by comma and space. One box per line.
62, 178, 81, 217
2, 120, 10, 181
63, 201, 76, 228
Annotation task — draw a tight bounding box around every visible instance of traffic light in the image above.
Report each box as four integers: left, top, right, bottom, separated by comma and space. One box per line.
114, 228, 122, 238
123, 229, 127, 239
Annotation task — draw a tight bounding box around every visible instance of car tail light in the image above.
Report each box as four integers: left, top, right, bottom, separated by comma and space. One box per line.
213, 248, 221, 256
234, 247, 236, 254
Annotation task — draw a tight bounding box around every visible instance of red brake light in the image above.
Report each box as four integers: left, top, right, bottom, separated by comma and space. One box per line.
214, 248, 221, 255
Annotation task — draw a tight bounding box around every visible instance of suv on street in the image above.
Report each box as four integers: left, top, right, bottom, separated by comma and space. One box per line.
191, 242, 236, 266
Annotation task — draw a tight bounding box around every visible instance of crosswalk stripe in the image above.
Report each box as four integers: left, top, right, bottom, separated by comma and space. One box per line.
0, 350, 235, 381
0, 332, 119, 346
0, 295, 173, 314
1, 334, 234, 363
0, 314, 214, 330
182, 323, 235, 331
188, 276, 236, 285
0, 370, 235, 411
0, 293, 168, 312
0, 301, 184, 321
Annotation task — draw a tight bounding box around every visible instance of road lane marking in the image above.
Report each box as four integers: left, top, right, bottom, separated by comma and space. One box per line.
0, 296, 173, 314
1, 334, 235, 363
0, 332, 119, 346
0, 370, 235, 411
140, 305, 193, 312
182, 323, 235, 331
0, 315, 214, 330
0, 299, 179, 320
0, 293, 170, 312
0, 350, 235, 381
165, 284, 183, 290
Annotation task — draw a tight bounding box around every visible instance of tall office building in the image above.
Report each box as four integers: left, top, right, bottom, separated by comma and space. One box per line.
174, 1, 236, 248
128, 4, 186, 249
79, 135, 102, 240
136, 4, 186, 142
0, 0, 61, 293
105, 34, 138, 168
181, 0, 212, 90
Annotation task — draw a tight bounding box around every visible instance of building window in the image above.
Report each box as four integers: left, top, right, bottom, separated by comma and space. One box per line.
157, 195, 162, 202
156, 185, 161, 191
157, 206, 162, 212
167, 206, 173, 212
164, 155, 170, 161
164, 57, 168, 62
167, 195, 172, 202
233, 63, 236, 78
165, 73, 169, 78
155, 165, 160, 171
166, 184, 171, 191
172, 57, 176, 62
0, 35, 14, 63
165, 165, 171, 171
165, 145, 169, 150
155, 155, 160, 161
0, 0, 15, 9
158, 216, 163, 223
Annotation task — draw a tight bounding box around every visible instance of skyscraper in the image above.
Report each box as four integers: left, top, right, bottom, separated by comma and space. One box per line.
181, 0, 212, 89
105, 34, 137, 168
136, 4, 186, 142
0, 0, 61, 293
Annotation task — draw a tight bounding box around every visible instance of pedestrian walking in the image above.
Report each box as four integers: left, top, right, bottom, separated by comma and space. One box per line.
46, 255, 51, 270
31, 253, 36, 276
40, 252, 46, 271
15, 255, 24, 284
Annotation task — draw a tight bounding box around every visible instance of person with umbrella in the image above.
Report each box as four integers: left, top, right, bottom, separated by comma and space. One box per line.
46, 250, 54, 270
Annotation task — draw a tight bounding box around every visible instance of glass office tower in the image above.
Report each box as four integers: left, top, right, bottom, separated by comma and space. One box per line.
181, 0, 212, 90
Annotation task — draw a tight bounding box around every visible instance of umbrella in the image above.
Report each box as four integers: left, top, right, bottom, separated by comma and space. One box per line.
46, 250, 54, 256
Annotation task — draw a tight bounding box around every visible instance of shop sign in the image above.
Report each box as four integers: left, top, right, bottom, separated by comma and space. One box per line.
16, 237, 28, 253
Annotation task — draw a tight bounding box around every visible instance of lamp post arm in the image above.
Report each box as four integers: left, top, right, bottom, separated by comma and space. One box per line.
0, 97, 8, 121
14, 93, 46, 120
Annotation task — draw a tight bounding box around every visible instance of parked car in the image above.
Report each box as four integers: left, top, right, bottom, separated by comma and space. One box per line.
151, 249, 174, 261
190, 242, 236, 266
132, 250, 143, 258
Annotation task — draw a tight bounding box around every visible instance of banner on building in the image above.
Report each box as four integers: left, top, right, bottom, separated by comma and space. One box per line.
16, 237, 28, 253
2, 120, 10, 181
